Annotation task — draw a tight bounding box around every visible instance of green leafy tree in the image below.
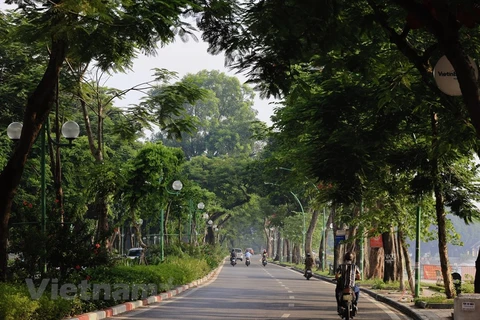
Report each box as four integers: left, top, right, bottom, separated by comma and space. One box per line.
0, 0, 216, 281
153, 70, 260, 158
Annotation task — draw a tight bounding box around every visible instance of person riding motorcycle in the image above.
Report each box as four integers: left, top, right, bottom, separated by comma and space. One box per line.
262, 249, 268, 260
304, 252, 314, 277
335, 251, 361, 314
230, 249, 237, 261
245, 250, 253, 261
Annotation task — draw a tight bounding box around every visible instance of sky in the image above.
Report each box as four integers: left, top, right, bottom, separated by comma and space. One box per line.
0, 2, 277, 126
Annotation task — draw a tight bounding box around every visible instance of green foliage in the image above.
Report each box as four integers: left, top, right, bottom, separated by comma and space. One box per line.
0, 283, 39, 320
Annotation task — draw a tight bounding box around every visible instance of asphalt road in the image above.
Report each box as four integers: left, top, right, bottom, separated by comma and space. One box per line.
107, 255, 412, 320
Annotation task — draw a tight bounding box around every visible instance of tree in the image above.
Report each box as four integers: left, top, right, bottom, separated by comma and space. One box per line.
0, 0, 210, 281
153, 70, 261, 158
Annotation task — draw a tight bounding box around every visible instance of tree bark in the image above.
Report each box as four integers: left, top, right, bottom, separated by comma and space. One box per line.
305, 208, 319, 256
318, 208, 332, 271
0, 39, 67, 281
382, 229, 397, 282
475, 247, 480, 293
286, 239, 291, 263
399, 229, 415, 295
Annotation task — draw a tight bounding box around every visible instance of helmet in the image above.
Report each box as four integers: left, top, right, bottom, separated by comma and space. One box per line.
231, 249, 234, 252
344, 251, 354, 261
263, 249, 266, 252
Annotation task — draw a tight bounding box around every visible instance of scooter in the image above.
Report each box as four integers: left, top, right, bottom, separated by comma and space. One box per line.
245, 257, 251, 266
305, 268, 312, 280
338, 287, 357, 320
230, 256, 237, 266
262, 258, 267, 266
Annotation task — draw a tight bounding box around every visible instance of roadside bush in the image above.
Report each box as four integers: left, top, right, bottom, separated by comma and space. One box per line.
1, 246, 223, 319
0, 282, 39, 320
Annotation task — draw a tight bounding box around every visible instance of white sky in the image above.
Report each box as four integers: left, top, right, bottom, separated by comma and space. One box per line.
0, 3, 277, 125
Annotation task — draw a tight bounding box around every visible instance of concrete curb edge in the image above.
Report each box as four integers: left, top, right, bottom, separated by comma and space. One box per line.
66, 264, 222, 320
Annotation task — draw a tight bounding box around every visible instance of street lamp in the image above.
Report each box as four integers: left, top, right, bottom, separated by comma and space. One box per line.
188, 200, 205, 244
159, 179, 182, 261
7, 120, 79, 273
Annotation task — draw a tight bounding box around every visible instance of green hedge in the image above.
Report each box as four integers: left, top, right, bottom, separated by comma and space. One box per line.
0, 255, 218, 320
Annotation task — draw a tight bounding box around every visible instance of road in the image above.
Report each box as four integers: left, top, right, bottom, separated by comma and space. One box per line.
107, 255, 412, 320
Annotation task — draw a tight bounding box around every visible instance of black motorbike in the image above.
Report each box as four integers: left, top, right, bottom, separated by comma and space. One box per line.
338, 287, 357, 320
262, 258, 267, 266
230, 256, 237, 266
304, 268, 312, 280
245, 256, 251, 266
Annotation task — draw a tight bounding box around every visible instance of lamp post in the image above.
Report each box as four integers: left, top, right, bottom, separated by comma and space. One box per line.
188, 200, 205, 244
160, 179, 182, 262
7, 120, 79, 273
193, 202, 205, 245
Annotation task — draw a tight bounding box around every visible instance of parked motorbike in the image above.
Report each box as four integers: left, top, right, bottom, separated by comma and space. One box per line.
304, 268, 312, 280
262, 258, 267, 266
338, 287, 357, 320
230, 256, 237, 266
245, 257, 251, 266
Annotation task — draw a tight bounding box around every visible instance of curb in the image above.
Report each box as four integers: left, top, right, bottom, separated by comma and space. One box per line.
66, 264, 223, 320
276, 263, 428, 320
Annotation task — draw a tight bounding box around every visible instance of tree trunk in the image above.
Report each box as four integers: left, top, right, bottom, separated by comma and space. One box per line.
276, 230, 282, 261
382, 229, 397, 282
475, 247, 480, 293
430, 111, 454, 298
0, 39, 67, 281
399, 229, 415, 295
286, 239, 291, 263
397, 230, 405, 292
434, 177, 455, 297
305, 208, 319, 256
318, 208, 332, 271
205, 225, 215, 245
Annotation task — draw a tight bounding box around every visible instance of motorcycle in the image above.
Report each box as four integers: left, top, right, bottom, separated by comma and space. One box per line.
304, 268, 312, 280
230, 256, 237, 266
262, 258, 267, 266
338, 287, 357, 320
245, 257, 251, 266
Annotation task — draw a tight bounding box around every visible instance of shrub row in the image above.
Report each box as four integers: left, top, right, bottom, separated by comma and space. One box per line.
0, 254, 220, 320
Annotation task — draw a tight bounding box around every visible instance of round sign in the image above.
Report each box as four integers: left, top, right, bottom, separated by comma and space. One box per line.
433, 55, 478, 96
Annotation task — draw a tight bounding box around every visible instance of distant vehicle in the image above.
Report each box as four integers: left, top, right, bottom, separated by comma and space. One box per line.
233, 248, 243, 261
126, 247, 143, 260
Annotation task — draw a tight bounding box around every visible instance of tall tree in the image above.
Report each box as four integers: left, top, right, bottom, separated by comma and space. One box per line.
153, 70, 261, 158
0, 0, 209, 281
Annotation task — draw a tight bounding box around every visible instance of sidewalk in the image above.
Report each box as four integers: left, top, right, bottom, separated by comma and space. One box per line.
361, 285, 453, 320
285, 264, 453, 320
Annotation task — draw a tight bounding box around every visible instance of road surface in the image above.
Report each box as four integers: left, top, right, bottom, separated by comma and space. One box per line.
107, 255, 412, 319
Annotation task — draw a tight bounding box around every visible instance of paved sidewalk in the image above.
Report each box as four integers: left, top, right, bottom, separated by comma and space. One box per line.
361, 287, 453, 320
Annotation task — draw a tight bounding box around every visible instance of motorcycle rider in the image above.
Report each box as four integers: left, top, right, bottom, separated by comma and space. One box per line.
304, 252, 314, 277
230, 249, 237, 262
262, 249, 268, 260
335, 251, 360, 314
245, 250, 253, 263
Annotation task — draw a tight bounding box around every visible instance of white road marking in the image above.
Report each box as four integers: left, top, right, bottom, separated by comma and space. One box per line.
364, 295, 403, 320
288, 290, 293, 293
289, 296, 295, 299
281, 314, 290, 318
288, 303, 294, 307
